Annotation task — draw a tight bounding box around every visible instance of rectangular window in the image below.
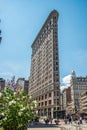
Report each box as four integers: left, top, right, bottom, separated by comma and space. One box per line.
49, 93, 51, 97
45, 94, 47, 99
49, 100, 51, 104
45, 101, 47, 106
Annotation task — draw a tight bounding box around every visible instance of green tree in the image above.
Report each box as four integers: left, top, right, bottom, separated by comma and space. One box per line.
0, 87, 37, 130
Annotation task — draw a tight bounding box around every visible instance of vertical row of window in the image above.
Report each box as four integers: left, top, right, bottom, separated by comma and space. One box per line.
32, 18, 54, 56
54, 99, 59, 105
30, 35, 53, 90
54, 91, 59, 96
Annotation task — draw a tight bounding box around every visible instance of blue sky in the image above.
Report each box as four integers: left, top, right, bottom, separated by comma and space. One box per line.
0, 0, 87, 84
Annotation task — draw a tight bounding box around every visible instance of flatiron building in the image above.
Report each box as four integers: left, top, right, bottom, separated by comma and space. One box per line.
29, 10, 60, 118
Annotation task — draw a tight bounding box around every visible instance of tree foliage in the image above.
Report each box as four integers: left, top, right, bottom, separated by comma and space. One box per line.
0, 87, 37, 130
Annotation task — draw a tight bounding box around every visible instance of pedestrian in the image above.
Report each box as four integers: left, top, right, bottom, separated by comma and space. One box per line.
45, 117, 49, 125
68, 115, 72, 124
79, 116, 82, 124
71, 115, 73, 124
49, 116, 53, 124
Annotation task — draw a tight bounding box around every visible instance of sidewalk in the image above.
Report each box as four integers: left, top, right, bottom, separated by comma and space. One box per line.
27, 119, 87, 130
27, 121, 61, 130
28, 128, 61, 130
59, 119, 87, 130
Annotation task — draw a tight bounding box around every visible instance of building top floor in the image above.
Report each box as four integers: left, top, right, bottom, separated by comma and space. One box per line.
31, 10, 59, 54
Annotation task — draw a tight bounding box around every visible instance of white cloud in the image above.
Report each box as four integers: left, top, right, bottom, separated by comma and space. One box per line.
62, 74, 71, 85
60, 74, 71, 91
60, 85, 69, 92
0, 72, 13, 78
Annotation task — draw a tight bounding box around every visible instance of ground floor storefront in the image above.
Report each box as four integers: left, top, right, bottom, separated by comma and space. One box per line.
38, 108, 65, 119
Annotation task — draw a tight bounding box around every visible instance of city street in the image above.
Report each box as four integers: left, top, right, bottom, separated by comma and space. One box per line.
27, 119, 87, 130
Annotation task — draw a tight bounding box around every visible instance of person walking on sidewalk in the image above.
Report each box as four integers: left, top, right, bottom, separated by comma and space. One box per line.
68, 115, 72, 124
79, 116, 82, 124
49, 116, 53, 124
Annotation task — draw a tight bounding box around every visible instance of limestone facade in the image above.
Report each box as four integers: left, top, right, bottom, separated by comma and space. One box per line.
79, 92, 87, 113
71, 71, 87, 111
29, 10, 60, 118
